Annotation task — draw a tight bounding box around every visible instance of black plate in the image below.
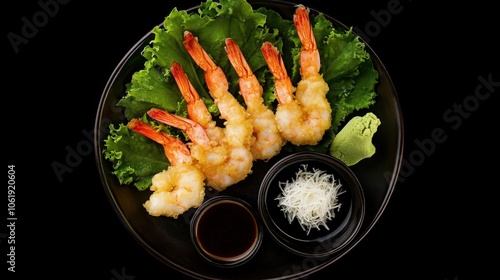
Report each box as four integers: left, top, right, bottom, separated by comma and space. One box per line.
94, 1, 403, 279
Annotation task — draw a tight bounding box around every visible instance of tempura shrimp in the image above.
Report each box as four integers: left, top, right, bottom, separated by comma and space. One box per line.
127, 118, 206, 218
183, 31, 254, 150
225, 38, 285, 161
152, 59, 253, 191
261, 5, 332, 146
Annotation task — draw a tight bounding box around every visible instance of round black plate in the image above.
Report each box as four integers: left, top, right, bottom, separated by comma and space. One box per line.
94, 1, 403, 279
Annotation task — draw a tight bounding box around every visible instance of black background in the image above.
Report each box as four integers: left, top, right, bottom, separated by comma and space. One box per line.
4, 0, 498, 279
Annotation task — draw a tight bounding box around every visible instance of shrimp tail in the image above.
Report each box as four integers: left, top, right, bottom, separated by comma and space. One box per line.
127, 119, 192, 166
260, 42, 295, 104
147, 108, 210, 146
183, 31, 228, 94
225, 38, 261, 103
183, 31, 217, 72
294, 5, 320, 78
225, 38, 251, 78
170, 61, 197, 104
170, 61, 213, 128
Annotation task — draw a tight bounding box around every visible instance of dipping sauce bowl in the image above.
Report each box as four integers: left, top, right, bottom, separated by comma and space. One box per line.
190, 196, 263, 267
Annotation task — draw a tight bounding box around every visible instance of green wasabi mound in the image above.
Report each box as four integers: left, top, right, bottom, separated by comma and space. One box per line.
329, 112, 381, 166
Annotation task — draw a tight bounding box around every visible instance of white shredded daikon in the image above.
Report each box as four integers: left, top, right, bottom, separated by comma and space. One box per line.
276, 164, 344, 235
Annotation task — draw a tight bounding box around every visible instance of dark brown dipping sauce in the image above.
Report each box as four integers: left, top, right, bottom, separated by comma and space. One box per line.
195, 200, 258, 261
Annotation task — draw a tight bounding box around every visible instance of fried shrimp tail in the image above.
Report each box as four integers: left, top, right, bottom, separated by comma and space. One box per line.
147, 108, 210, 146
224, 38, 260, 103
127, 119, 206, 219
294, 5, 320, 79
183, 31, 229, 96
170, 61, 213, 128
127, 118, 192, 166
260, 42, 295, 104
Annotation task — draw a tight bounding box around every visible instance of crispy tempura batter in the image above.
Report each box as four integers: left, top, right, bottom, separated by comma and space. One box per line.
127, 119, 205, 218
156, 57, 254, 191
225, 38, 285, 161
261, 5, 332, 146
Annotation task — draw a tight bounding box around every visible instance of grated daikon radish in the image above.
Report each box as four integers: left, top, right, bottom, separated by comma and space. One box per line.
276, 164, 344, 235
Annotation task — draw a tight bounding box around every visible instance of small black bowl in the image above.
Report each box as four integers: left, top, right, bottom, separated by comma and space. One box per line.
190, 196, 263, 268
257, 151, 365, 257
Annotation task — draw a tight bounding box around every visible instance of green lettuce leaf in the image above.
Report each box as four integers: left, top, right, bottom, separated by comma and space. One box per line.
117, 66, 182, 120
